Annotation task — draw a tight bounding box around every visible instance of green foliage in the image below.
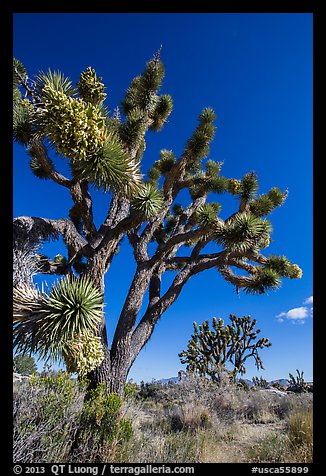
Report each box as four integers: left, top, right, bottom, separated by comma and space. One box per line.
14, 371, 84, 463
266, 255, 303, 279
138, 380, 160, 400
13, 275, 104, 370
13, 353, 37, 375
121, 53, 165, 116
131, 183, 163, 219
35, 69, 76, 97
243, 267, 281, 295
195, 203, 220, 227
149, 94, 173, 131
216, 212, 271, 254
13, 100, 35, 145
28, 150, 55, 179
179, 315, 271, 382
73, 131, 142, 196
240, 172, 259, 201
80, 384, 132, 444
13, 58, 27, 85
119, 107, 148, 149
124, 382, 139, 399
148, 149, 176, 184
14, 373, 133, 463
250, 187, 287, 217
184, 108, 216, 171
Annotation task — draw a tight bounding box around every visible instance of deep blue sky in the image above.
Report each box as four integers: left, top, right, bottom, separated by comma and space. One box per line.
13, 13, 313, 382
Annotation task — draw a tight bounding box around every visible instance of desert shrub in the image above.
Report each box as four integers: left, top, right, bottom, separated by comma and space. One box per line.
13, 371, 84, 463
138, 380, 162, 400
14, 353, 37, 375
70, 383, 133, 462
124, 381, 138, 399
167, 403, 212, 432
14, 372, 134, 464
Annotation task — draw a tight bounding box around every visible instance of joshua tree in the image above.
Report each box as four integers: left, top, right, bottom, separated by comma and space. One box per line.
252, 376, 269, 388
288, 369, 310, 393
13, 52, 302, 394
179, 315, 271, 382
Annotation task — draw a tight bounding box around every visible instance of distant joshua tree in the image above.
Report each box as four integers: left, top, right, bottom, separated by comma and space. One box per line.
252, 376, 269, 388
13, 52, 301, 394
179, 315, 271, 382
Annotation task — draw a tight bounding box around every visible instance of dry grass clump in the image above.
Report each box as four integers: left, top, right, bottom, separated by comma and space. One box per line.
247, 405, 313, 463
287, 406, 313, 446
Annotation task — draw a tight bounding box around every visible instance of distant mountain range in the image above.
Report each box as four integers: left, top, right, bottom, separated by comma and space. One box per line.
156, 377, 293, 387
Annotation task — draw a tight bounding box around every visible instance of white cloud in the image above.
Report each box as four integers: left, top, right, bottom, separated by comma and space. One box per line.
276, 306, 309, 321
276, 295, 313, 324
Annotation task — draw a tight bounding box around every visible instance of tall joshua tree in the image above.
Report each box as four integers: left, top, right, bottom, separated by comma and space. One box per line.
13, 52, 302, 394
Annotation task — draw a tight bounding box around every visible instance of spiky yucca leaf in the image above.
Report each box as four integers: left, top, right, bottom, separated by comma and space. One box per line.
250, 195, 275, 217
266, 255, 292, 275
13, 58, 27, 85
250, 188, 287, 217
35, 69, 76, 98
131, 183, 163, 219
267, 187, 287, 207
28, 152, 55, 179
199, 107, 216, 123
148, 149, 175, 182
243, 267, 281, 295
158, 149, 175, 173
149, 94, 173, 131
196, 203, 219, 227
13, 84, 22, 104
206, 176, 229, 194
121, 54, 165, 116
13, 101, 34, 145
241, 171, 259, 201
13, 275, 104, 362
119, 107, 147, 149
217, 212, 267, 253
74, 131, 142, 196
205, 159, 222, 178
185, 109, 216, 161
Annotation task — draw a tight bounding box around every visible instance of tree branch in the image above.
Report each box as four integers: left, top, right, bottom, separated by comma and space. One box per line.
28, 139, 72, 188
13, 216, 87, 262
